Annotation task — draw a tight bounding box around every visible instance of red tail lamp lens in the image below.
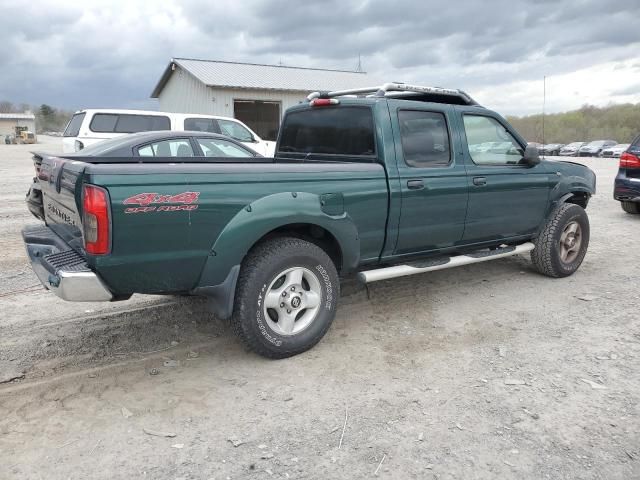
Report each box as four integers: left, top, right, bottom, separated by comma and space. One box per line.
83, 185, 110, 255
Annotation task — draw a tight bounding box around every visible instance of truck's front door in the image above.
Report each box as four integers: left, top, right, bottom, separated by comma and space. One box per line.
455, 109, 551, 243
391, 102, 469, 255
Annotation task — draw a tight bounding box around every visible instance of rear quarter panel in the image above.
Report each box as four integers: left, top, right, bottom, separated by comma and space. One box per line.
86, 162, 388, 294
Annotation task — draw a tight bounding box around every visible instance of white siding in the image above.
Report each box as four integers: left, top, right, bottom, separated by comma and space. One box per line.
0, 118, 36, 137
158, 66, 307, 119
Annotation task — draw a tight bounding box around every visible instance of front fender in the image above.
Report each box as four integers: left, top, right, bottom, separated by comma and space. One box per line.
196, 192, 360, 288
545, 161, 596, 216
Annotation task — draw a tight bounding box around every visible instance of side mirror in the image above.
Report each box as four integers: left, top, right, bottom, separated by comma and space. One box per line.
523, 145, 540, 165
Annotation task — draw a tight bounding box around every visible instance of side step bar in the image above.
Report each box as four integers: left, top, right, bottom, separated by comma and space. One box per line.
358, 242, 535, 284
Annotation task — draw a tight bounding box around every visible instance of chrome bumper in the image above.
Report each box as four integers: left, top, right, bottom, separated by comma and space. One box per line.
22, 225, 113, 302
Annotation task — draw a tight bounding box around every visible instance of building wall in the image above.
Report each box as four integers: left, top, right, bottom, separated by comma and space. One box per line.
0, 118, 36, 137
157, 66, 307, 119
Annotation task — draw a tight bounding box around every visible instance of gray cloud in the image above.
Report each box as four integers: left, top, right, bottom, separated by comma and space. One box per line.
0, 0, 638, 115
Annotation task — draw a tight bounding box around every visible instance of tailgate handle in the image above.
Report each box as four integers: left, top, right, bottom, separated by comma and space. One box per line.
473, 176, 487, 186
407, 179, 424, 190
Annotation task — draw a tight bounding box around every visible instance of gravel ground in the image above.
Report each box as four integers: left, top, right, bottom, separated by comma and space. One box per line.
0, 140, 638, 479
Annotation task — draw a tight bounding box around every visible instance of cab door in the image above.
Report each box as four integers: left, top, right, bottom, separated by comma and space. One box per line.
455, 108, 551, 243
391, 101, 469, 255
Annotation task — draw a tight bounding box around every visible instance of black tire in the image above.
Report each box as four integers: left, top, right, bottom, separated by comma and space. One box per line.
621, 201, 640, 214
232, 236, 339, 359
531, 203, 590, 278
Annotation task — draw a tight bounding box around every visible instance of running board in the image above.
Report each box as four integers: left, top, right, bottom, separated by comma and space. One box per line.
357, 242, 535, 284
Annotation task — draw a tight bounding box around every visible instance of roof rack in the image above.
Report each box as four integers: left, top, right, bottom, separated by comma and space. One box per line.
307, 82, 477, 105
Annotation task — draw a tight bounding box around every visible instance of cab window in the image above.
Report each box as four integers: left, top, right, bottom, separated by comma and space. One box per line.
463, 115, 524, 165
90, 113, 171, 133
398, 110, 451, 167
184, 118, 221, 134
278, 107, 375, 157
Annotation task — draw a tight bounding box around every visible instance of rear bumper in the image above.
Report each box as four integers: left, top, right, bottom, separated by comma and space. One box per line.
614, 173, 640, 202
22, 224, 113, 302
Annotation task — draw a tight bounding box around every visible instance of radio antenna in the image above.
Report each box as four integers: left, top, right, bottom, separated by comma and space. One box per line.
542, 75, 546, 147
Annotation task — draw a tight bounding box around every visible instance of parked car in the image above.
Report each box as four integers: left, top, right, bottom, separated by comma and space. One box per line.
540, 143, 565, 156
23, 82, 596, 358
62, 109, 275, 156
601, 143, 630, 158
614, 135, 640, 214
559, 142, 586, 156
26, 131, 260, 221
579, 140, 617, 157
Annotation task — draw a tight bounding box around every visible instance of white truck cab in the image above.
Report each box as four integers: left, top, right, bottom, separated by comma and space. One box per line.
62, 109, 275, 156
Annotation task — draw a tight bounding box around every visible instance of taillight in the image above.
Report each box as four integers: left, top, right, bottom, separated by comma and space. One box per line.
83, 185, 110, 255
310, 98, 340, 107
620, 151, 640, 168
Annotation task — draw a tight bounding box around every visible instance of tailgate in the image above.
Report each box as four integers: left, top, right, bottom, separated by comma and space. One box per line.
37, 156, 88, 252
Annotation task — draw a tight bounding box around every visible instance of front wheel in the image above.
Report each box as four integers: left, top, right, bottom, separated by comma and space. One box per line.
621, 201, 640, 214
232, 237, 339, 359
531, 203, 590, 278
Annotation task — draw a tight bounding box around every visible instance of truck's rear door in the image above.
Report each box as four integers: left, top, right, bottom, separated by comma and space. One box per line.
387, 100, 469, 255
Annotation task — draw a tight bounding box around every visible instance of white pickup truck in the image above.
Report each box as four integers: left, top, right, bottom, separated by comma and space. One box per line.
62, 109, 275, 156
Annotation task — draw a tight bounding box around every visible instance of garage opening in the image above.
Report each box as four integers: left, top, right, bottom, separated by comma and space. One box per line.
234, 100, 281, 141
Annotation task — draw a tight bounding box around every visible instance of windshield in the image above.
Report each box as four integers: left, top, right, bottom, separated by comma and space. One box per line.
587, 141, 605, 147
566, 142, 583, 147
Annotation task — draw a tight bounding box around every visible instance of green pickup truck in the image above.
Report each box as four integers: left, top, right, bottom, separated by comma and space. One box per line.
23, 83, 596, 358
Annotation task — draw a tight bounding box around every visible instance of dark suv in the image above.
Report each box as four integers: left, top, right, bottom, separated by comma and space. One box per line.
614, 135, 640, 214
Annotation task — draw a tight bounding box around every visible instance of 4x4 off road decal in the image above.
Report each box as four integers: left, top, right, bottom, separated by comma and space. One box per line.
123, 191, 200, 214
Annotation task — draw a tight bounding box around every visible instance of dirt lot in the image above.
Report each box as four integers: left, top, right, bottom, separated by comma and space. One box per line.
0, 139, 638, 479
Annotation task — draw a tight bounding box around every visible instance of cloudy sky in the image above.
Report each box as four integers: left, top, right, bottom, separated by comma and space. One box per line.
1, 0, 639, 116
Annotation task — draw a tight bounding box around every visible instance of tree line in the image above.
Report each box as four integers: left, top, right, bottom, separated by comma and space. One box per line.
507, 103, 640, 145
0, 101, 74, 133
2, 99, 639, 144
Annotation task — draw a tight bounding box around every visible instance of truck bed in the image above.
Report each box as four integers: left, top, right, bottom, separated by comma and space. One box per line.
35, 155, 390, 296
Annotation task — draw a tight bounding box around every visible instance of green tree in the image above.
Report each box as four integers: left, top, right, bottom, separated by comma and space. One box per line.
508, 103, 640, 144
38, 104, 56, 131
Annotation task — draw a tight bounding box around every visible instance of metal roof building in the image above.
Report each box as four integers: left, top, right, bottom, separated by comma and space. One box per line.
0, 112, 36, 138
151, 58, 375, 140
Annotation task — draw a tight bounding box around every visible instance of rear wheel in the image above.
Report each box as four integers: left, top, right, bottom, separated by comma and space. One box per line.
621, 201, 640, 214
531, 203, 590, 278
232, 237, 339, 359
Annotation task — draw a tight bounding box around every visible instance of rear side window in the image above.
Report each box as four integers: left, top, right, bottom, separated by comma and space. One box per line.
184, 118, 221, 133
90, 114, 171, 133
278, 107, 375, 157
63, 113, 86, 137
398, 110, 450, 167
138, 139, 194, 157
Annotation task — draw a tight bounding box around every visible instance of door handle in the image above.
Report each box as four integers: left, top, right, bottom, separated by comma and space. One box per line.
407, 179, 425, 190
473, 176, 487, 186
